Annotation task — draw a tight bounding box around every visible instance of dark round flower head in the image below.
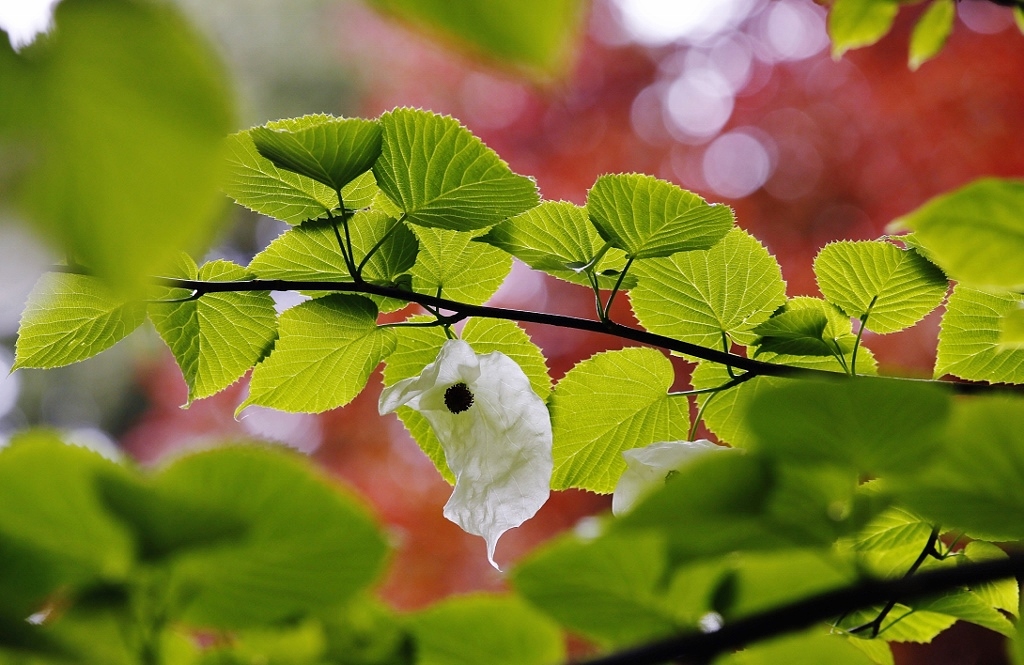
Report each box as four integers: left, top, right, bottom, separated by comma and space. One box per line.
444, 382, 475, 414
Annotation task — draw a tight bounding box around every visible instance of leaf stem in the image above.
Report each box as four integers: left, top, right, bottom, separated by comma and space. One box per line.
600, 256, 634, 322
850, 296, 877, 377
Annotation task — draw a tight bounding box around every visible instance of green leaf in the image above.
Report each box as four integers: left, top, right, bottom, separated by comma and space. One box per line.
694, 297, 878, 448
718, 630, 878, 665
846, 636, 894, 665
549, 347, 689, 493
477, 200, 635, 289
916, 589, 1015, 638
827, 0, 900, 58
155, 445, 388, 627
410, 594, 565, 665
148, 256, 277, 404
364, 0, 584, 78
630, 228, 787, 349
1016, 6, 1024, 34
962, 541, 1019, 616
744, 378, 950, 476
240, 295, 396, 414
511, 532, 679, 647
248, 210, 418, 313
613, 454, 869, 562
847, 505, 934, 578
999, 305, 1024, 349
0, 432, 133, 615
723, 550, 855, 619
936, 285, 1024, 383
752, 309, 834, 357
14, 272, 146, 370
813, 240, 947, 334
250, 114, 382, 192
19, 0, 234, 296
411, 226, 512, 305
896, 396, 1024, 540
372, 108, 539, 231
586, 173, 734, 259
909, 0, 955, 70
380, 317, 550, 484
891, 178, 1024, 289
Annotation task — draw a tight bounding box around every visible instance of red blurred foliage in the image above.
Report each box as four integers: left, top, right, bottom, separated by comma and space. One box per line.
121, 2, 1024, 662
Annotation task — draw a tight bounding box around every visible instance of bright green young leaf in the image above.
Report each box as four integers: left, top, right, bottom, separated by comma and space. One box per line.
909, 0, 955, 70
614, 454, 869, 562
891, 178, 1024, 289
510, 532, 679, 647
962, 541, 1019, 616
410, 226, 512, 305
410, 594, 565, 665
726, 550, 855, 619
896, 396, 1024, 540
154, 445, 388, 627
249, 210, 418, 313
936, 285, 1024, 383
718, 630, 878, 665
744, 378, 950, 475
148, 256, 277, 404
381, 317, 550, 484
586, 173, 734, 259
916, 590, 1015, 638
813, 240, 947, 334
19, 0, 234, 296
365, 0, 584, 78
827, 0, 900, 58
14, 272, 146, 370
477, 200, 635, 289
549, 347, 689, 493
630, 228, 786, 349
372, 108, 539, 231
0, 432, 133, 612
752, 308, 834, 357
1016, 6, 1024, 33
999, 305, 1024, 349
250, 114, 382, 192
240, 295, 396, 414
847, 505, 934, 578
846, 636, 894, 665
838, 604, 956, 642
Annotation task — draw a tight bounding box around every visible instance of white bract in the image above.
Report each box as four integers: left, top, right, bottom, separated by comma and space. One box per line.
379, 339, 553, 568
612, 439, 729, 515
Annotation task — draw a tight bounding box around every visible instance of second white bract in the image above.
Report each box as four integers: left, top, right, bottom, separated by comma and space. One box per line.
611, 439, 729, 516
378, 339, 553, 568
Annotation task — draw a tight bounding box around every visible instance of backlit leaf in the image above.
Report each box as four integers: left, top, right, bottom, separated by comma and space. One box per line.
998, 305, 1024, 349
752, 308, 834, 357
373, 108, 539, 231
936, 285, 1024, 383
411, 226, 512, 305
250, 114, 382, 192
630, 228, 786, 349
892, 178, 1024, 289
719, 630, 878, 665
148, 256, 277, 404
909, 0, 955, 70
962, 541, 1019, 617
813, 240, 947, 334
14, 272, 146, 370
477, 200, 634, 289
586, 173, 734, 259
549, 347, 689, 493
828, 0, 900, 58
240, 295, 396, 414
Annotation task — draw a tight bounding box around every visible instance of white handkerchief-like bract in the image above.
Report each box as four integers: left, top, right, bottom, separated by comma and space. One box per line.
612, 439, 728, 516
379, 339, 553, 568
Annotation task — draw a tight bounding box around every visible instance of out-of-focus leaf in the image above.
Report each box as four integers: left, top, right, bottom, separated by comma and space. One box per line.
373, 108, 539, 231
936, 285, 1024, 383
909, 0, 955, 70
999, 306, 1024, 349
549, 347, 689, 493
14, 272, 146, 370
410, 594, 565, 665
962, 541, 1019, 617
240, 295, 396, 414
586, 173, 734, 259
630, 228, 786, 349
250, 114, 382, 192
148, 256, 277, 404
20, 0, 234, 296
891, 178, 1024, 289
718, 630, 879, 665
365, 0, 585, 78
828, 0, 900, 58
511, 532, 679, 647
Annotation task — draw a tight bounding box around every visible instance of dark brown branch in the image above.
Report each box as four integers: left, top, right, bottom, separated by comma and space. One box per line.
578, 552, 1024, 665
132, 275, 1023, 396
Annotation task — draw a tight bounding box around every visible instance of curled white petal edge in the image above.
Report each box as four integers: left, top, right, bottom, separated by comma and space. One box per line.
379, 339, 553, 569
611, 439, 731, 516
